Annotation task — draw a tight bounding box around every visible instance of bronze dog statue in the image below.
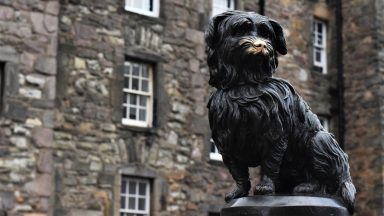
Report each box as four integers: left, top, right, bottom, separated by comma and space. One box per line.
205, 11, 356, 213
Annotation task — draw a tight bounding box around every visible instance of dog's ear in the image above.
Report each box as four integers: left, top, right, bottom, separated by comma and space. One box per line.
205, 11, 239, 49
269, 19, 287, 55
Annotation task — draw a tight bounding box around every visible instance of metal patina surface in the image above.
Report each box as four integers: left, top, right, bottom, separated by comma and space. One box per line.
221, 196, 350, 216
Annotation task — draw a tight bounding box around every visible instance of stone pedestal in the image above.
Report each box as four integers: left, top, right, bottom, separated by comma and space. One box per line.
221, 195, 351, 216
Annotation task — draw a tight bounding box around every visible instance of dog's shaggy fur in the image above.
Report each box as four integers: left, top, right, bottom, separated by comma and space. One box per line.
205, 11, 356, 213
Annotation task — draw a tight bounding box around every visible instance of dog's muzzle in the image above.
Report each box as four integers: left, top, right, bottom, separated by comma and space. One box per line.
239, 38, 271, 56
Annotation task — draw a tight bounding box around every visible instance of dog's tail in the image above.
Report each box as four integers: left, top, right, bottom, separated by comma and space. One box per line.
340, 180, 356, 214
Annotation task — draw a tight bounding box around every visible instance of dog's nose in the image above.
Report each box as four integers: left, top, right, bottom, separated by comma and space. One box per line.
253, 40, 267, 49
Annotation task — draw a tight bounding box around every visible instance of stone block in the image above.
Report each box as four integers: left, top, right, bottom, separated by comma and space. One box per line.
74, 57, 86, 69
25, 174, 52, 196
4, 101, 27, 122
0, 191, 14, 210
189, 58, 200, 73
30, 12, 57, 35
19, 87, 42, 99
37, 150, 53, 173
166, 131, 178, 145
23, 213, 47, 216
75, 22, 98, 40
69, 209, 102, 216
45, 1, 59, 15
35, 56, 56, 75
0, 6, 14, 20
0, 46, 18, 63
21, 52, 37, 70
43, 76, 56, 100
32, 128, 53, 148
26, 74, 46, 88
26, 118, 43, 127
10, 136, 28, 149
185, 29, 204, 44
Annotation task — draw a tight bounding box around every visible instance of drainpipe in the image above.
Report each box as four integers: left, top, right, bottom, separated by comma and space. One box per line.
335, 0, 345, 149
259, 0, 265, 15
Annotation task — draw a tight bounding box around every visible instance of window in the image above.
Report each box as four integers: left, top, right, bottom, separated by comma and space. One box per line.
124, 0, 160, 17
212, 0, 235, 16
209, 139, 222, 161
122, 61, 154, 128
312, 18, 327, 74
120, 177, 151, 216
318, 115, 329, 131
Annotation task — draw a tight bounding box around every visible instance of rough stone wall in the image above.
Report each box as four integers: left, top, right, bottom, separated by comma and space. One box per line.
0, 0, 59, 215
54, 0, 236, 215
342, 0, 384, 215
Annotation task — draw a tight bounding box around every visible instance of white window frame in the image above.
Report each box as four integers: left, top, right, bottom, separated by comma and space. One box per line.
122, 61, 154, 128
313, 18, 327, 74
120, 177, 151, 216
209, 139, 222, 161
212, 0, 235, 16
318, 115, 329, 131
124, 0, 160, 17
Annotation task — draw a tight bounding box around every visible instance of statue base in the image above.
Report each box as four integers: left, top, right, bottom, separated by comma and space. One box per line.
221, 195, 351, 216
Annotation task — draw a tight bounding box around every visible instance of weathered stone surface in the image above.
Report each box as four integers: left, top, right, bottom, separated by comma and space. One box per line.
9, 136, 28, 149
4, 101, 27, 122
69, 209, 102, 216
0, 191, 14, 210
32, 128, 53, 148
37, 150, 53, 173
26, 74, 46, 87
0, 45, 18, 62
0, 6, 14, 20
25, 174, 52, 196
35, 56, 56, 75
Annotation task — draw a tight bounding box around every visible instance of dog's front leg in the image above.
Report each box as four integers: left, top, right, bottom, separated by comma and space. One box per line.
256, 136, 288, 194
222, 155, 250, 202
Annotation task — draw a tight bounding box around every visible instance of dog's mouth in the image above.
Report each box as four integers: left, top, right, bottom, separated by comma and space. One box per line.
238, 38, 273, 56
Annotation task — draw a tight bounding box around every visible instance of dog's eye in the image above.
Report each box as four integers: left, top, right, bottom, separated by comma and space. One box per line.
258, 25, 270, 38
233, 21, 253, 35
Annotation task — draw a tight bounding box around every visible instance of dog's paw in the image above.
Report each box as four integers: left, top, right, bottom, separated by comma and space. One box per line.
254, 183, 274, 195
293, 183, 319, 194
225, 186, 249, 202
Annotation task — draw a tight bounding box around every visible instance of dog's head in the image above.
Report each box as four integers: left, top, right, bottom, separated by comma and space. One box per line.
205, 11, 287, 89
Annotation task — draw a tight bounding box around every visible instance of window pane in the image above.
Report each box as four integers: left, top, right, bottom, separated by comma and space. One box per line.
124, 64, 131, 75
142, 80, 149, 92
121, 196, 126, 209
139, 182, 146, 195
317, 36, 323, 45
138, 198, 146, 210
317, 23, 322, 33
124, 94, 128, 104
211, 143, 216, 153
133, 65, 140, 76
315, 50, 321, 62
132, 78, 139, 90
129, 181, 136, 194
129, 107, 137, 119
123, 106, 127, 119
128, 197, 135, 209
121, 180, 127, 194
139, 109, 146, 121
139, 96, 147, 107
124, 77, 130, 89
142, 66, 149, 77
129, 94, 137, 105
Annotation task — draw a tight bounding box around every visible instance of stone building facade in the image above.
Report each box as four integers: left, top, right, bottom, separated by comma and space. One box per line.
0, 0, 382, 216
